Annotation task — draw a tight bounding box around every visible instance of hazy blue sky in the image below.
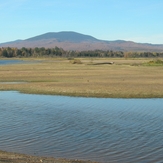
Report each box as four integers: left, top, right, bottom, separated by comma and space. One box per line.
0, 0, 163, 44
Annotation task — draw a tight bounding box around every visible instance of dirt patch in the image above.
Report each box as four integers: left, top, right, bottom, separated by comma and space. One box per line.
0, 150, 98, 163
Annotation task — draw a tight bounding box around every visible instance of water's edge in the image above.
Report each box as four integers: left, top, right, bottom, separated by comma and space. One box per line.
0, 150, 98, 163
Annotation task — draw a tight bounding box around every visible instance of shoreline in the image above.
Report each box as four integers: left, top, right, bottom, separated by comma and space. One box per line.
0, 150, 98, 163
1, 89, 163, 99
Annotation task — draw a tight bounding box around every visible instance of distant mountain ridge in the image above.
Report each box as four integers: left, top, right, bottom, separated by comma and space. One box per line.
25, 31, 99, 42
1, 31, 163, 52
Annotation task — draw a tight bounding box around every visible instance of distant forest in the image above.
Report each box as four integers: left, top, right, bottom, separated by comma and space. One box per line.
0, 47, 163, 58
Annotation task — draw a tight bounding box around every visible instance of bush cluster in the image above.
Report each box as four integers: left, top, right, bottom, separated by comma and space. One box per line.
1, 47, 163, 58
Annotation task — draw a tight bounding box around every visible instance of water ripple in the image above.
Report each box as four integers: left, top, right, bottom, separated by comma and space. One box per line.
0, 91, 163, 163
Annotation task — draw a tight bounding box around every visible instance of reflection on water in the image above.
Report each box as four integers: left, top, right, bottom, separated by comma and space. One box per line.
0, 91, 163, 163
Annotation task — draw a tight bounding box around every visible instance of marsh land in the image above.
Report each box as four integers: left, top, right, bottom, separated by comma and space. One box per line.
1, 58, 163, 163
0, 58, 163, 98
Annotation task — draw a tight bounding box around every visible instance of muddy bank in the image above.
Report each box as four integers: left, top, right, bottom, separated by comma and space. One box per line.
0, 150, 98, 163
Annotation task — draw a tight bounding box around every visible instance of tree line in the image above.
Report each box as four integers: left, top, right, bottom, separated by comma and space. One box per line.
0, 47, 163, 58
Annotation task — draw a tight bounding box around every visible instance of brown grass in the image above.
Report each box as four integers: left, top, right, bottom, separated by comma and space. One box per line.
0, 58, 163, 98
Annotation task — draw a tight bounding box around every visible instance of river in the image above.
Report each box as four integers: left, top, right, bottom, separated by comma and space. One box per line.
0, 91, 163, 162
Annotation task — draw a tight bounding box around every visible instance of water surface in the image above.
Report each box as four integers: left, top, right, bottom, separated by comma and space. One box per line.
0, 59, 26, 65
0, 91, 163, 163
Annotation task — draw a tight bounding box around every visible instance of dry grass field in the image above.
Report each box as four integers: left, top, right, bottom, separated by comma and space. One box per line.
0, 58, 163, 98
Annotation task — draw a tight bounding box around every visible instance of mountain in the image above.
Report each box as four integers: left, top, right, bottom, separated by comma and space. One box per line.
1, 31, 163, 52
25, 31, 99, 42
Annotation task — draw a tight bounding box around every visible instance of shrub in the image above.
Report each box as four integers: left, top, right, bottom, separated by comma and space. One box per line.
146, 59, 163, 65
70, 59, 82, 64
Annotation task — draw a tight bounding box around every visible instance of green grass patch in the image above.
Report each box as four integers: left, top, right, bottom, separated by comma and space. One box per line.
143, 59, 163, 66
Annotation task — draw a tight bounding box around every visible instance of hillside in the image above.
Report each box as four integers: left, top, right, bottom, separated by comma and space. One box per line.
1, 31, 163, 52
25, 31, 99, 42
